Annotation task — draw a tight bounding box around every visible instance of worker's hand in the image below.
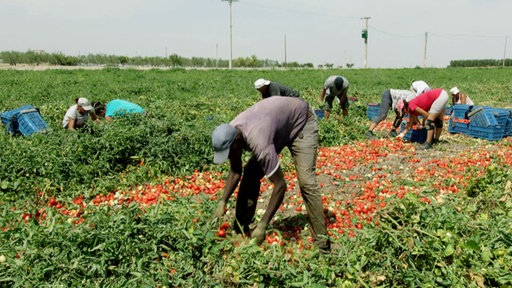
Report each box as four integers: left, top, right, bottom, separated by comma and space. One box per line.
212, 200, 226, 219
250, 222, 267, 244
397, 132, 406, 139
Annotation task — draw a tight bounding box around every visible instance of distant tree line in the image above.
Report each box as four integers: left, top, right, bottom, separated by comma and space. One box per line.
449, 59, 512, 68
0, 50, 338, 69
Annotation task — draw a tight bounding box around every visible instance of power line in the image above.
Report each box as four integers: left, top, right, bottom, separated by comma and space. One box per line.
369, 25, 509, 40
238, 1, 359, 19
368, 25, 423, 38
429, 32, 508, 40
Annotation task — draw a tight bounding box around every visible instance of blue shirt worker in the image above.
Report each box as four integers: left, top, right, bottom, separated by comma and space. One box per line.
211, 96, 330, 253
93, 99, 145, 122
320, 75, 350, 119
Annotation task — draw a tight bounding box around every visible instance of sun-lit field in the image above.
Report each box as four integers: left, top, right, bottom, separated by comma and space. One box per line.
0, 68, 511, 287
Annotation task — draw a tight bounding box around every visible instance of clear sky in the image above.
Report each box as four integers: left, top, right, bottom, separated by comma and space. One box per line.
1, 0, 511, 68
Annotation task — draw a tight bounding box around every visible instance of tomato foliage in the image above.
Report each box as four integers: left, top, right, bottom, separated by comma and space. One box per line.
0, 68, 511, 287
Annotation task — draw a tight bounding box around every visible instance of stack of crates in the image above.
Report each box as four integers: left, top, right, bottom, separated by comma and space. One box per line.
448, 104, 471, 134
366, 103, 380, 121
1, 105, 49, 136
467, 106, 509, 140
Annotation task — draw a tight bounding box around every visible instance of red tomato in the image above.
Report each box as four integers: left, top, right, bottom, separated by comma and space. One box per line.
217, 229, 226, 237
48, 198, 57, 207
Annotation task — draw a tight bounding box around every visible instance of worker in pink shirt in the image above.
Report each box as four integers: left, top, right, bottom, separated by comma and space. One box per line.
396, 88, 449, 150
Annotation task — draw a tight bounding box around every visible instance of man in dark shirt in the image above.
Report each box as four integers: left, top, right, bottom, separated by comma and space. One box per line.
211, 96, 330, 253
254, 78, 300, 99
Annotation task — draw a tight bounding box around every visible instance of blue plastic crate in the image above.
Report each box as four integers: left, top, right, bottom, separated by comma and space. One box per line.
1, 105, 36, 133
15, 109, 49, 135
444, 105, 454, 116
505, 118, 512, 137
366, 103, 380, 120
400, 121, 427, 143
468, 123, 504, 141
314, 109, 324, 119
452, 104, 472, 119
448, 117, 470, 135
468, 108, 498, 127
489, 108, 511, 127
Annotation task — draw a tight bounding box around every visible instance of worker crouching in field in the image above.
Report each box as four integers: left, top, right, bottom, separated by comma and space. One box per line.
211, 96, 330, 253
92, 99, 146, 122
320, 75, 350, 119
62, 97, 101, 130
397, 88, 449, 150
450, 87, 474, 105
366, 89, 417, 139
410, 80, 431, 96
254, 78, 300, 99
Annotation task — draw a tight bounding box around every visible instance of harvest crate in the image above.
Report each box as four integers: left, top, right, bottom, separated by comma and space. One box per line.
1, 106, 48, 136
366, 103, 380, 121
448, 117, 470, 135
400, 121, 427, 143
505, 118, 512, 137
468, 107, 498, 127
468, 123, 504, 141
452, 104, 472, 119
1, 105, 36, 134
444, 105, 453, 116
489, 108, 512, 127
16, 108, 49, 136
314, 109, 324, 119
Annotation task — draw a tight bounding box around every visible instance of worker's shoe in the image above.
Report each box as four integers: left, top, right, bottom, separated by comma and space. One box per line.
418, 141, 433, 150
365, 130, 377, 139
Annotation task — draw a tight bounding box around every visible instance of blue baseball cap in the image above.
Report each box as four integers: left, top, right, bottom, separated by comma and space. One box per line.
212, 124, 238, 164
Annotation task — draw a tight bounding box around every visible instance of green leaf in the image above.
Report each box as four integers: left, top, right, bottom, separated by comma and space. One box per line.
444, 244, 454, 256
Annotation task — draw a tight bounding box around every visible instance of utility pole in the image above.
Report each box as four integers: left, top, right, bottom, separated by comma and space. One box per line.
423, 32, 428, 67
361, 17, 370, 68
284, 34, 287, 67
216, 43, 219, 68
222, 0, 238, 69
503, 36, 508, 68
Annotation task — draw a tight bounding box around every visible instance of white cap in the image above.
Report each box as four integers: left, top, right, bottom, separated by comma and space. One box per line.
77, 98, 93, 111
254, 78, 270, 89
450, 87, 460, 95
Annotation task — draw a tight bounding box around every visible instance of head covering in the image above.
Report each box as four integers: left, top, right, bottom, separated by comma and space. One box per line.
77, 98, 93, 111
450, 87, 460, 95
212, 124, 238, 164
254, 78, 270, 89
396, 100, 405, 117
411, 80, 430, 95
334, 77, 344, 90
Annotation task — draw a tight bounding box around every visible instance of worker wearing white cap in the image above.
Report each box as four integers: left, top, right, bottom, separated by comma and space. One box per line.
62, 97, 101, 130
254, 78, 299, 99
450, 87, 474, 105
